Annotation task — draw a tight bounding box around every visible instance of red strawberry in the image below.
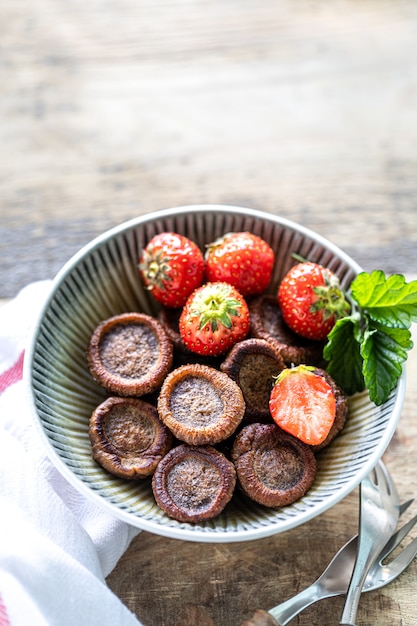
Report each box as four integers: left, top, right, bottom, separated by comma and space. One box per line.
139, 232, 205, 308
205, 232, 275, 297
179, 282, 250, 356
269, 365, 336, 446
277, 262, 350, 341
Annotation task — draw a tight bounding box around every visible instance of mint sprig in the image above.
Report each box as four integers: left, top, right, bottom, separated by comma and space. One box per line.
351, 270, 417, 327
323, 270, 417, 406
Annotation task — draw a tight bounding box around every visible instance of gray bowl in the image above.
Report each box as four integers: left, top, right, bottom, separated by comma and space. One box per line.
25, 205, 405, 542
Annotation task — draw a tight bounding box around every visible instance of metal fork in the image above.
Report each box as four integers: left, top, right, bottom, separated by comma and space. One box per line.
340, 461, 400, 625
240, 474, 417, 625
241, 506, 417, 625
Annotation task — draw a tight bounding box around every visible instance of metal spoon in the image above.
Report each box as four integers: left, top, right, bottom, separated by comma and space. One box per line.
241, 463, 415, 626
339, 461, 400, 625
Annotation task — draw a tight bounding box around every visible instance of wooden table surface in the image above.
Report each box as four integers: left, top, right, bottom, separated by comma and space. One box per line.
1, 1, 417, 624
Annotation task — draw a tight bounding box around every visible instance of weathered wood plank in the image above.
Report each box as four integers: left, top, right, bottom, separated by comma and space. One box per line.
1, 0, 417, 296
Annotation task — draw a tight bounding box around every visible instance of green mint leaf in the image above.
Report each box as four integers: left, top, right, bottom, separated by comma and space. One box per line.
361, 322, 412, 405
351, 270, 417, 329
323, 316, 365, 396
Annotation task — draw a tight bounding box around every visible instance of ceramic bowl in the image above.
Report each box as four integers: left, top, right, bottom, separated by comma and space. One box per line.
25, 205, 405, 542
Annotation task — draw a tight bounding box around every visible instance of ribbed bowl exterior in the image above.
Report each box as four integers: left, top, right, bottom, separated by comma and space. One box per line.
25, 205, 405, 542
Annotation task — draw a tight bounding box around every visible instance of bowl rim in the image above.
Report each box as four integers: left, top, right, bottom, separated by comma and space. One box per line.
24, 204, 406, 542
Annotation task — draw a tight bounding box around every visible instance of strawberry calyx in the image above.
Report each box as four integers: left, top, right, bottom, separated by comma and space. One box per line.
310, 270, 350, 321
274, 363, 315, 383
188, 282, 243, 332
139, 249, 172, 292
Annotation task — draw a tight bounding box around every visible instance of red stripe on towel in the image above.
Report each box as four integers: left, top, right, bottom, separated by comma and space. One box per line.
0, 351, 25, 394
0, 593, 11, 626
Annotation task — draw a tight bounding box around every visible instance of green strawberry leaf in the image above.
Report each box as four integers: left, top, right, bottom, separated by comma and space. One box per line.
360, 322, 412, 405
350, 270, 417, 329
323, 316, 365, 396
219, 311, 234, 329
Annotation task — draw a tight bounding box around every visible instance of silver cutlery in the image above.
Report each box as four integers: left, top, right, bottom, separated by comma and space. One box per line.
339, 461, 400, 625
240, 464, 417, 626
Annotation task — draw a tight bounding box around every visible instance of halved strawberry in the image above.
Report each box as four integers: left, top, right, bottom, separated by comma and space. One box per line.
277, 261, 350, 341
179, 282, 250, 356
139, 232, 205, 308
269, 365, 336, 446
205, 232, 275, 297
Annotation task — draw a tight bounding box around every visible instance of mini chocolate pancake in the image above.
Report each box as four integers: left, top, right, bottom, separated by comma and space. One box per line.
220, 338, 286, 423
152, 444, 236, 523
249, 294, 324, 366
87, 312, 173, 396
89, 396, 173, 479
231, 423, 317, 508
310, 368, 349, 452
157, 363, 245, 445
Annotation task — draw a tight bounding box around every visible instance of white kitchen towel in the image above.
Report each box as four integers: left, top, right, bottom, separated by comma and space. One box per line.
0, 282, 143, 626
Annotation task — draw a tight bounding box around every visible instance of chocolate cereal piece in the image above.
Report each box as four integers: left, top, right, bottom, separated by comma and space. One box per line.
152, 444, 236, 522
87, 312, 173, 396
157, 363, 245, 445
231, 423, 317, 508
89, 396, 173, 479
249, 294, 324, 366
221, 338, 285, 423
